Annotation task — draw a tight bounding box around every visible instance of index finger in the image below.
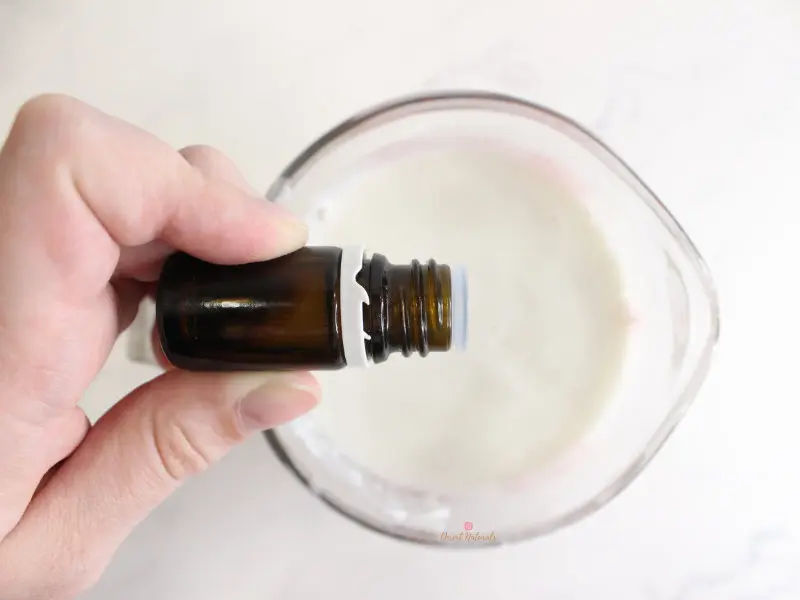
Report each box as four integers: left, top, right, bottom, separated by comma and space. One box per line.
0, 94, 307, 300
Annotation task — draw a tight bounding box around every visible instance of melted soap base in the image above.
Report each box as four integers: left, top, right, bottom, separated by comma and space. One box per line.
303, 142, 629, 493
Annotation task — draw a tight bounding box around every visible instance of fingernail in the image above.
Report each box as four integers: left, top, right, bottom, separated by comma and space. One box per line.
236, 374, 320, 432
262, 199, 309, 250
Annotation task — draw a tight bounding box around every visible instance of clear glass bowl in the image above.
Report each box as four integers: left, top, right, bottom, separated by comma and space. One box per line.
263, 91, 719, 546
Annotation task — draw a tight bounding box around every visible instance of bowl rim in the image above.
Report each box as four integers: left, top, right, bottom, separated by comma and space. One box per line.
264, 90, 720, 547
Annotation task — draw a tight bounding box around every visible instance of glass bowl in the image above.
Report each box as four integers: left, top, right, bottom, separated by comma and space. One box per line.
263, 91, 718, 546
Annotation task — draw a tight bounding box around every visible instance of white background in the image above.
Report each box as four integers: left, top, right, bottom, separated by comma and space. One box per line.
2, 0, 800, 597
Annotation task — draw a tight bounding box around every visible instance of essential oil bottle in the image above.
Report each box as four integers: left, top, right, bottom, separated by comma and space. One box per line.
156, 246, 467, 371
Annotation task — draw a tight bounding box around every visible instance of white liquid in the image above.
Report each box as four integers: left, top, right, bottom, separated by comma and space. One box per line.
302, 143, 630, 493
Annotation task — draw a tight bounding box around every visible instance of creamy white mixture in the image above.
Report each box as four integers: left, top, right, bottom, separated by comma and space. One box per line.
301, 143, 630, 493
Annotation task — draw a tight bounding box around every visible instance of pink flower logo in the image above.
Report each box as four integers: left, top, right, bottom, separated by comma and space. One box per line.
464, 521, 473, 531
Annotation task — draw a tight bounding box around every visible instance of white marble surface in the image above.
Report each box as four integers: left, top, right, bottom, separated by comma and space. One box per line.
2, 0, 800, 598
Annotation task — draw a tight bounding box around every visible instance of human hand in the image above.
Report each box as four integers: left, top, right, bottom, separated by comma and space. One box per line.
0, 95, 320, 599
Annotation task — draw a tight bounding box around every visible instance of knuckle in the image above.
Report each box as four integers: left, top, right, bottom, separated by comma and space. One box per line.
9, 94, 90, 163
152, 414, 217, 482
14, 93, 81, 134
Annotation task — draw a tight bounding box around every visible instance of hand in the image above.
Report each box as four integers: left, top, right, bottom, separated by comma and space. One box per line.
0, 95, 320, 599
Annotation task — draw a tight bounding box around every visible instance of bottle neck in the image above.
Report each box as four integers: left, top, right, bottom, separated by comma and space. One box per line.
356, 253, 453, 363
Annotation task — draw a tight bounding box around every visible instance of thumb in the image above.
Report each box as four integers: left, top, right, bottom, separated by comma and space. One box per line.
0, 370, 318, 595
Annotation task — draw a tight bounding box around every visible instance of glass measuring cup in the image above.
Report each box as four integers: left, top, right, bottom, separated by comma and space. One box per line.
260, 91, 719, 545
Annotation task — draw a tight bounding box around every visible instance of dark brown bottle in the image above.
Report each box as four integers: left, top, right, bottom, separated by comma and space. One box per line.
156, 246, 467, 371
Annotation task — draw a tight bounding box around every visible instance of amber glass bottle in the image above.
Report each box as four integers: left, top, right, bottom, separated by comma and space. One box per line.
156, 246, 467, 371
